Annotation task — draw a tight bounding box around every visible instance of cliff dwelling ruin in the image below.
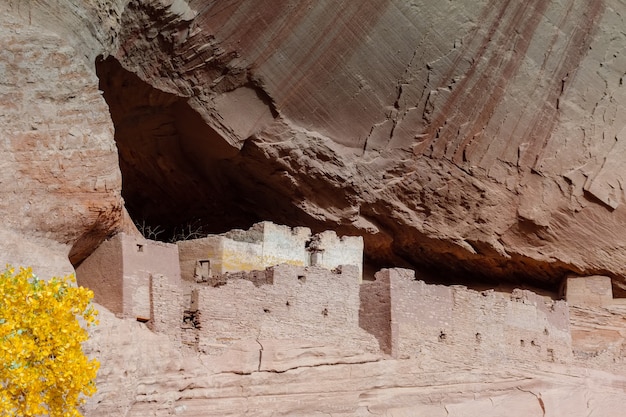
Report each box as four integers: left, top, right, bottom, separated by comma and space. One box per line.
76, 221, 626, 376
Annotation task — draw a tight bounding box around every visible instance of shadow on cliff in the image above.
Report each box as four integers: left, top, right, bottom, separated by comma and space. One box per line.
94, 55, 603, 296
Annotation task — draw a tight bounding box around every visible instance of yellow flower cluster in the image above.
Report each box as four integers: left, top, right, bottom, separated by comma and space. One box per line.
0, 266, 99, 417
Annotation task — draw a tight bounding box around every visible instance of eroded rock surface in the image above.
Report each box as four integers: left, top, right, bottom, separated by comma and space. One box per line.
85, 302, 626, 417
95, 0, 626, 289
0, 9, 123, 276
3, 0, 626, 285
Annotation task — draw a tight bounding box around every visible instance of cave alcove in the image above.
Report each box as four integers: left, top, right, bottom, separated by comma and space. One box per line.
95, 55, 302, 242
94, 56, 576, 294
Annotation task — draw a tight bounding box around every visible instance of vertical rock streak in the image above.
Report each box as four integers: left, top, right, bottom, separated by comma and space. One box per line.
415, 0, 605, 173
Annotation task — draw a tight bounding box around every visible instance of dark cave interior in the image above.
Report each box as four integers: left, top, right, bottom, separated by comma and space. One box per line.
97, 56, 266, 239
95, 55, 393, 270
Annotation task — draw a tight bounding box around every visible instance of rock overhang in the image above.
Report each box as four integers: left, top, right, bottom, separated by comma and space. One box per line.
3, 0, 626, 291
88, 0, 626, 291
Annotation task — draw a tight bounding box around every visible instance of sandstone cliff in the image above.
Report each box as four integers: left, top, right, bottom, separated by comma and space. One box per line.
4, 0, 626, 289
100, 0, 626, 291
2, 0, 626, 415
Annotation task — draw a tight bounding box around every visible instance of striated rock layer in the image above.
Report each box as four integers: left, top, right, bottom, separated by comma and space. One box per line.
97, 0, 626, 289
0, 9, 123, 277
3, 0, 626, 285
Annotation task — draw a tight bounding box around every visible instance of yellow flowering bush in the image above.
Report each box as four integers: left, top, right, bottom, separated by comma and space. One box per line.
0, 266, 99, 417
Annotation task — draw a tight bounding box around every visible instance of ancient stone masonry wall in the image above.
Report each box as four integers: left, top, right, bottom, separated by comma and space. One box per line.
76, 233, 181, 321
359, 272, 392, 354
177, 221, 364, 281
80, 228, 577, 370
308, 230, 364, 280
76, 234, 124, 315
149, 273, 183, 344
566, 275, 626, 366
361, 269, 572, 364
191, 264, 379, 371
566, 275, 615, 308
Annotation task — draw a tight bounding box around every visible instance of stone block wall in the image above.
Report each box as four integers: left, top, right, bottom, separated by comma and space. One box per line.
119, 234, 181, 320
79, 228, 580, 369
76, 233, 181, 320
256, 222, 311, 268
193, 264, 378, 356
150, 273, 184, 343
360, 269, 572, 364
177, 222, 310, 280
177, 236, 223, 283
214, 235, 265, 275
309, 230, 364, 281
76, 235, 124, 315
566, 275, 626, 364
359, 270, 392, 354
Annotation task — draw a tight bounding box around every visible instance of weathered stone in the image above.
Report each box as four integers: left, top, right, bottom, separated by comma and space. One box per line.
0, 10, 123, 277
379, 268, 572, 363
177, 222, 363, 281
566, 275, 614, 308
4, 0, 626, 286
76, 232, 626, 416
85, 305, 626, 417
75, 233, 181, 320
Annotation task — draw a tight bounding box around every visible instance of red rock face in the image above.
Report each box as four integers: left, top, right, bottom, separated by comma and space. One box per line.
96, 0, 626, 289
5, 1, 626, 416
2, 1, 626, 286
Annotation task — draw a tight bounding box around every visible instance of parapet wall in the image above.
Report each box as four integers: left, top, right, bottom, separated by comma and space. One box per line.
361, 269, 572, 363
